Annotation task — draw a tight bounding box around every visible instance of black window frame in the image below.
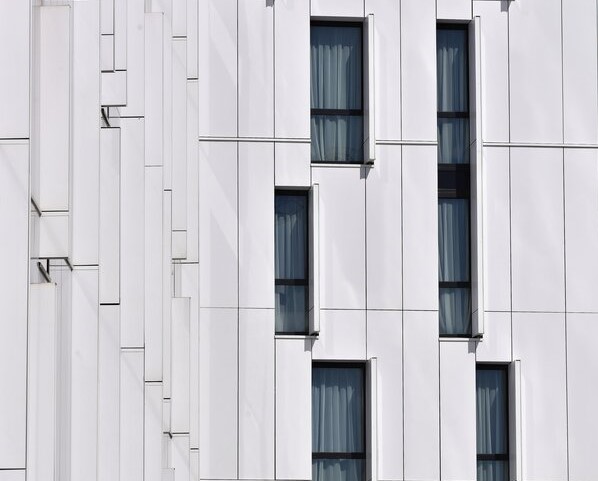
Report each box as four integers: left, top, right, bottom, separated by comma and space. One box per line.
476, 364, 510, 478
310, 20, 365, 164
275, 189, 310, 335
437, 23, 472, 338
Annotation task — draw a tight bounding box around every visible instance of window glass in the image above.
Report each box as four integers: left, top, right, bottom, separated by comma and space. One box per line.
437, 28, 468, 112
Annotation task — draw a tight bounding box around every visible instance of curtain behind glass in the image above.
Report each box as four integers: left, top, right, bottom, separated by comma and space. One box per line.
438, 118, 469, 164
311, 26, 362, 162
313, 460, 364, 481
437, 29, 468, 112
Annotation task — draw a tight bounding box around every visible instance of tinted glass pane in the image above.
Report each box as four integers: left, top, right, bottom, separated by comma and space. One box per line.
477, 460, 508, 481
439, 287, 471, 336
311, 26, 362, 110
477, 369, 508, 454
311, 114, 363, 162
312, 367, 364, 452
437, 29, 468, 112
438, 118, 469, 164
275, 194, 307, 280
275, 284, 308, 333
438, 199, 470, 282
313, 459, 364, 481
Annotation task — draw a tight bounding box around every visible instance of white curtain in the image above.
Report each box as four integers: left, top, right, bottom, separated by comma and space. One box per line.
438, 118, 469, 164
313, 459, 363, 481
275, 195, 307, 332
439, 287, 471, 335
437, 29, 468, 112
311, 26, 362, 162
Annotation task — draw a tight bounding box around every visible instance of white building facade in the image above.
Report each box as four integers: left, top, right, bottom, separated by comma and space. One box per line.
0, 0, 597, 480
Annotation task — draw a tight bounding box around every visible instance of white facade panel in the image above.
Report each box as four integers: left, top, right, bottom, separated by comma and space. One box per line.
512, 313, 568, 481
71, 269, 99, 481
199, 308, 238, 479
567, 313, 598, 481
475, 311, 511, 363
311, 0, 364, 18
27, 283, 58, 479
162, 190, 173, 398
39, 212, 69, 259
312, 309, 366, 360
439, 341, 476, 481
275, 338, 312, 480
187, 0, 199, 78
402, 145, 438, 310
120, 350, 144, 481
562, 0, 598, 144
199, 142, 238, 308
98, 305, 120, 481
0, 1, 29, 138
511, 148, 565, 312
366, 311, 403, 479
120, 118, 145, 347
239, 142, 274, 309
172, 436, 191, 481
146, 166, 164, 381
483, 147, 510, 311
100, 127, 120, 303
437, 0, 471, 21
509, 0, 563, 143
172, 38, 188, 232
274, 142, 311, 187
0, 472, 25, 481
100, 0, 113, 34
172, 0, 186, 37
100, 34, 114, 71
198, 0, 237, 136
366, 145, 402, 310
172, 230, 188, 260
172, 298, 191, 433
239, 309, 275, 479
101, 70, 127, 106
145, 13, 164, 167
187, 81, 200, 262
274, 0, 310, 139
312, 167, 365, 309
238, 0, 274, 137
39, 6, 70, 212
400, 0, 436, 141
113, 0, 126, 68
120, 0, 145, 116
145, 383, 163, 481
564, 149, 598, 312
403, 310, 439, 481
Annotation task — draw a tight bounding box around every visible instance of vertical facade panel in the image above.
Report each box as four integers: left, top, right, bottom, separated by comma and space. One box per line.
312, 167, 366, 309
400, 0, 436, 141
436, 0, 471, 21
439, 341, 476, 481
511, 148, 565, 312
71, 269, 99, 481
199, 308, 238, 479
311, 0, 364, 18
145, 383, 163, 481
187, 0, 199, 78
198, 142, 238, 308
172, 0, 187, 36
274, 142, 311, 187
113, 0, 126, 69
564, 149, 598, 312
198, 0, 237, 136
567, 313, 598, 480
172, 436, 191, 481
312, 310, 366, 360
0, 472, 25, 481
72, 0, 101, 265
366, 311, 403, 480
403, 311, 439, 481
120, 350, 144, 481
366, 145, 402, 309
274, 0, 310, 139
239, 309, 275, 479
38, 6, 70, 211
100, 0, 114, 34
186, 80, 200, 262
120, 0, 145, 116
239, 142, 274, 309
145, 13, 164, 167
475, 311, 511, 363
512, 313, 568, 480
275, 338, 312, 480
98, 305, 120, 481
509, 0, 563, 143
238, 0, 274, 137
172, 298, 191, 433
0, 1, 29, 138
145, 166, 164, 381
162, 191, 173, 398
172, 38, 188, 231
0, 143, 29, 468
120, 118, 145, 347
402, 145, 438, 310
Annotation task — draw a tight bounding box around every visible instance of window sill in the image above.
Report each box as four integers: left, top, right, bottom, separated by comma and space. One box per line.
311, 161, 373, 168
439, 336, 477, 342
275, 333, 319, 340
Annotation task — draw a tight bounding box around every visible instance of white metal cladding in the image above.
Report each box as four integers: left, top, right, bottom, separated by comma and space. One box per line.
2, 0, 596, 480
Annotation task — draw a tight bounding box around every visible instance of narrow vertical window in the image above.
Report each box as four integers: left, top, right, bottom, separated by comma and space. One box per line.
311, 23, 363, 163
437, 25, 472, 336
275, 191, 309, 333
312, 364, 365, 481
476, 366, 509, 481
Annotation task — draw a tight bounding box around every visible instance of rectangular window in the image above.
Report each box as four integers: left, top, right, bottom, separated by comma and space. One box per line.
437, 25, 472, 336
476, 365, 509, 481
312, 363, 365, 481
275, 191, 309, 333
311, 22, 363, 163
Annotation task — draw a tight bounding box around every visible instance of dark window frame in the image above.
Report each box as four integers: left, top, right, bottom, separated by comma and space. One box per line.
310, 21, 365, 164
275, 189, 310, 335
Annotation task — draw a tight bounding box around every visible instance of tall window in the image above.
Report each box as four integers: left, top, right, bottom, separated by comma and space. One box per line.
437, 25, 472, 336
311, 23, 363, 163
312, 364, 365, 481
275, 191, 309, 333
476, 366, 509, 481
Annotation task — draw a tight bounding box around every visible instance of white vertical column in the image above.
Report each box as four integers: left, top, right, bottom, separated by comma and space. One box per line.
145, 383, 163, 481
172, 38, 188, 235
172, 298, 190, 433
120, 349, 144, 481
